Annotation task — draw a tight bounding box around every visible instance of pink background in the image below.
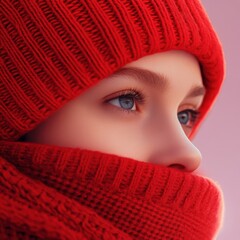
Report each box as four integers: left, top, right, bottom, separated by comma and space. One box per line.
193, 1, 240, 239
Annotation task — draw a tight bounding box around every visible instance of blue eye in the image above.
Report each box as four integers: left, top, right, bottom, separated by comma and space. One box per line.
107, 89, 145, 112
178, 110, 200, 127
119, 95, 135, 110
109, 95, 136, 110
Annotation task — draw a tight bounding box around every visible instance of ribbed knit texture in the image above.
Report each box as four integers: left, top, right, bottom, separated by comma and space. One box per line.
0, 1, 225, 239
0, 141, 223, 240
0, 0, 224, 141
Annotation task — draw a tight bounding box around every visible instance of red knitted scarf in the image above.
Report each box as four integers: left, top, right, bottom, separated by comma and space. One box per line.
0, 141, 223, 240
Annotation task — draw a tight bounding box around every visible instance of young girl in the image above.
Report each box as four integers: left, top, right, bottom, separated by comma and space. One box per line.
0, 0, 225, 239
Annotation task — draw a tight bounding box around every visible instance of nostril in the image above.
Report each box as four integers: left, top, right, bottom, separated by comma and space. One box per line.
168, 164, 185, 171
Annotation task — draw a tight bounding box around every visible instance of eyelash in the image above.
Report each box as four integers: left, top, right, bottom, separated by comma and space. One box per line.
104, 88, 146, 114
104, 88, 200, 126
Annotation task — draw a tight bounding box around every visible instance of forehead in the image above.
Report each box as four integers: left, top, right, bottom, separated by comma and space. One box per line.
121, 51, 204, 92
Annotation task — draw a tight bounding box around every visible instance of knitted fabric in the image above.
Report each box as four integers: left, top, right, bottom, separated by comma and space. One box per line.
0, 0, 225, 239
0, 141, 223, 240
0, 0, 224, 141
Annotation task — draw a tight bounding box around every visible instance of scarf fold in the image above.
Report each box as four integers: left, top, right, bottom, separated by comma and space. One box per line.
0, 141, 223, 240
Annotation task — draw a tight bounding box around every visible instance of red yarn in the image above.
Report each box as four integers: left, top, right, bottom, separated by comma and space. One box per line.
0, 0, 224, 141
0, 141, 223, 239
0, 0, 225, 239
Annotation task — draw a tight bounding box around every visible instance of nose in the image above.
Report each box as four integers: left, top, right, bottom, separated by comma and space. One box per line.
148, 122, 201, 172
150, 142, 201, 172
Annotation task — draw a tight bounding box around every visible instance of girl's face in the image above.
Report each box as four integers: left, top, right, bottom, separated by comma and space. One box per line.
24, 50, 205, 172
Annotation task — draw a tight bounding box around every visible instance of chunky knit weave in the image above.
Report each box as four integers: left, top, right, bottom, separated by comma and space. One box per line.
0, 0, 224, 141
0, 141, 223, 240
0, 0, 225, 239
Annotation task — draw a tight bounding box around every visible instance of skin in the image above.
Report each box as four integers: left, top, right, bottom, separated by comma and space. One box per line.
23, 50, 205, 172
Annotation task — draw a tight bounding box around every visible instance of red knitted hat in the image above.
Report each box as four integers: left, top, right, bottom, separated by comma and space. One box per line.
0, 0, 225, 141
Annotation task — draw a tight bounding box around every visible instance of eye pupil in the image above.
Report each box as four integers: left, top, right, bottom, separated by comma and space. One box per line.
178, 112, 189, 125
119, 96, 134, 109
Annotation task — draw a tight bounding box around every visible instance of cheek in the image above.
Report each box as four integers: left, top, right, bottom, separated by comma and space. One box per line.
71, 110, 137, 154
67, 106, 151, 160
23, 109, 78, 146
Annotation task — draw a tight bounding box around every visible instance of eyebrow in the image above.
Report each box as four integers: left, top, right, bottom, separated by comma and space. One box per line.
112, 66, 206, 98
